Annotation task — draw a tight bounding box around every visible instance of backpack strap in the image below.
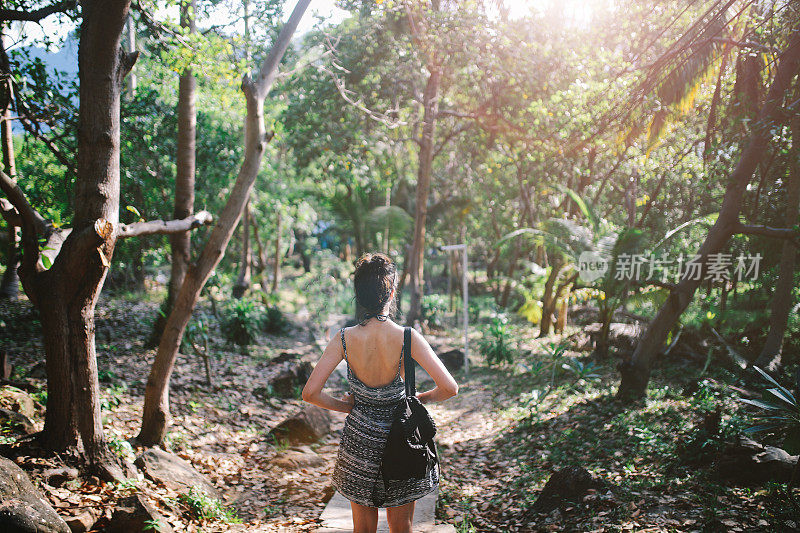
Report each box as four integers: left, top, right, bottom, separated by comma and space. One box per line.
403, 326, 415, 397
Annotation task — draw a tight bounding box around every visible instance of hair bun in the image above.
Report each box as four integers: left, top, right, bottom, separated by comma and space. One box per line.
353, 252, 397, 322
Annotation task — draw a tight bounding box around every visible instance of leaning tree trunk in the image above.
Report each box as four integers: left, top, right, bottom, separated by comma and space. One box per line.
405, 63, 441, 326
149, 0, 197, 345
232, 201, 251, 298
617, 28, 800, 400
137, 0, 312, 446
753, 96, 800, 374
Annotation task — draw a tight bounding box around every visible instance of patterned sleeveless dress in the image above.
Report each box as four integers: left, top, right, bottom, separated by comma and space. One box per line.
331, 327, 439, 508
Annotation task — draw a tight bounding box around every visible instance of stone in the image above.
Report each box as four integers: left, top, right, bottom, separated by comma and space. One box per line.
272, 449, 326, 469
269, 361, 312, 398
0, 457, 71, 533
714, 436, 797, 484
584, 322, 643, 352
134, 448, 218, 498
27, 362, 47, 380
437, 349, 465, 372
0, 385, 36, 418
42, 467, 79, 488
64, 509, 100, 533
106, 494, 173, 533
268, 351, 302, 366
533, 466, 605, 512
0, 408, 36, 435
269, 405, 332, 445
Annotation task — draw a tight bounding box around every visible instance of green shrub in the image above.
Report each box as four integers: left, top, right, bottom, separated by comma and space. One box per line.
176, 487, 241, 523
479, 314, 517, 366
262, 305, 288, 334
421, 293, 448, 328
220, 299, 287, 346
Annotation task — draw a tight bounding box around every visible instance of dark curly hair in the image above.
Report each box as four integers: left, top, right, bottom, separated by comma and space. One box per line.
353, 252, 397, 324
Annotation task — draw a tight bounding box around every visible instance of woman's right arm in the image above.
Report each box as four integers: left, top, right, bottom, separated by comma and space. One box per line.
301, 334, 354, 414
408, 329, 458, 403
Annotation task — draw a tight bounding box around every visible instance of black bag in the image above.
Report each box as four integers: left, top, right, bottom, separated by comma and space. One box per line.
381, 327, 438, 484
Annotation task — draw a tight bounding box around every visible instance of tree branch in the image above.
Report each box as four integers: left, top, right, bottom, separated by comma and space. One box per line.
734, 222, 800, 243
117, 211, 213, 239
0, 170, 48, 233
0, 1, 75, 22
0, 197, 22, 227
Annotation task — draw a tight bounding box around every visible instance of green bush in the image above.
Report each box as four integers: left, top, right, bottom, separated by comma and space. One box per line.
262, 305, 289, 334
176, 487, 241, 523
220, 299, 287, 346
421, 293, 448, 328
479, 314, 517, 366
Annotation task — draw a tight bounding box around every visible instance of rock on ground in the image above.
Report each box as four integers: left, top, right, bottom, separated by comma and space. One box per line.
271, 447, 326, 469
269, 361, 313, 398
134, 448, 219, 498
0, 457, 71, 533
269, 405, 332, 445
714, 436, 798, 484
0, 385, 36, 418
104, 494, 173, 533
437, 349, 464, 372
0, 408, 36, 435
533, 466, 605, 513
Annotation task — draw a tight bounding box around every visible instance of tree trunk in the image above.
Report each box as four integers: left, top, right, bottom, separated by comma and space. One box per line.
30, 0, 135, 479
405, 64, 441, 326
617, 28, 800, 400
539, 256, 563, 337
137, 0, 311, 446
753, 96, 800, 373
149, 0, 196, 345
271, 209, 281, 293
251, 214, 267, 273
0, 27, 18, 300
232, 201, 251, 298
500, 245, 522, 308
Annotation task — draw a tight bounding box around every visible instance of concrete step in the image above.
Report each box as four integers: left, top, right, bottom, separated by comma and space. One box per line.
317, 490, 456, 533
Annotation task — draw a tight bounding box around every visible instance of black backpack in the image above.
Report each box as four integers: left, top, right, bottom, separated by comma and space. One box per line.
381, 327, 438, 485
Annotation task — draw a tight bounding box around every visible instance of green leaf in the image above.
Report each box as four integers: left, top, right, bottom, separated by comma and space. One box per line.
767, 387, 797, 408
742, 424, 778, 434
558, 185, 598, 231
738, 398, 782, 411
42, 255, 52, 270
496, 228, 542, 248
753, 366, 796, 404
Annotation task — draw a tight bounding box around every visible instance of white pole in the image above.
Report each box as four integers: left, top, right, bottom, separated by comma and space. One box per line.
440, 243, 468, 376
462, 243, 469, 376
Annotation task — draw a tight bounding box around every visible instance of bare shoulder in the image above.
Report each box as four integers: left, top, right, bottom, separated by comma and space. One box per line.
408, 327, 434, 352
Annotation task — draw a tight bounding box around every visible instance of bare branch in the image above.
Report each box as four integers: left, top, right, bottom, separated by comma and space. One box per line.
0, 1, 75, 22
117, 210, 213, 239
317, 33, 406, 128
734, 222, 800, 243
0, 197, 22, 227
0, 170, 48, 233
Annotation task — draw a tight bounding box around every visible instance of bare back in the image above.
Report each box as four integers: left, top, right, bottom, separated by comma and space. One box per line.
341, 321, 407, 388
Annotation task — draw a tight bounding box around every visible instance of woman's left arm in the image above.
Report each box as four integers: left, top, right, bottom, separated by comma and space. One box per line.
302, 334, 354, 414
